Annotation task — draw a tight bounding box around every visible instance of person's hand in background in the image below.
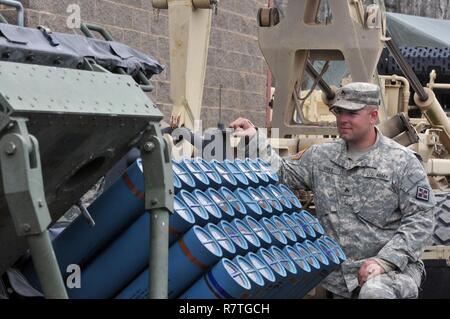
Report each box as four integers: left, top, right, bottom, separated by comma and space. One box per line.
229, 117, 257, 138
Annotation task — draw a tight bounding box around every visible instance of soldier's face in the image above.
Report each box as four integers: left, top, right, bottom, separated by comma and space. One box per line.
334, 106, 378, 142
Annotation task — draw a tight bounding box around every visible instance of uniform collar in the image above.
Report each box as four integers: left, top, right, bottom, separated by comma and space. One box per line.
330, 127, 384, 170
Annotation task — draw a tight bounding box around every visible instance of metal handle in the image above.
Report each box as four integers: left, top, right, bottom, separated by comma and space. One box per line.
0, 0, 24, 26
136, 71, 154, 92
80, 23, 114, 41
116, 68, 154, 93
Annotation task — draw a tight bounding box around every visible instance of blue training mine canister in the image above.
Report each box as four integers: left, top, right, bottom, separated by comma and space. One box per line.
172, 159, 196, 192
283, 245, 312, 299
233, 255, 265, 298
170, 197, 196, 244
247, 187, 274, 218
292, 212, 317, 241
267, 184, 293, 212
269, 246, 300, 298
315, 238, 341, 269
211, 160, 238, 190
173, 172, 182, 194
294, 242, 324, 294
218, 220, 249, 255
277, 184, 303, 211
231, 218, 261, 252
260, 217, 288, 248
116, 226, 223, 299
224, 159, 250, 188
270, 215, 298, 245
22, 159, 148, 286
193, 157, 223, 189
178, 190, 209, 226
66, 195, 199, 299
242, 216, 272, 248
256, 186, 284, 215
256, 248, 287, 298
205, 188, 235, 221
320, 236, 347, 263
67, 213, 151, 299
280, 213, 307, 243
245, 158, 270, 186
180, 258, 252, 299
234, 159, 259, 187
205, 223, 236, 259
298, 210, 325, 237
294, 243, 321, 275
193, 189, 222, 224
219, 187, 247, 219
234, 188, 263, 219
168, 226, 224, 298
256, 158, 279, 185
244, 252, 276, 298
303, 240, 331, 272
180, 159, 210, 190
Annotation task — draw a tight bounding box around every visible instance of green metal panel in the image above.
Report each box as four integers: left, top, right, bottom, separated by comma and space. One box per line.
0, 61, 162, 118
0, 61, 163, 275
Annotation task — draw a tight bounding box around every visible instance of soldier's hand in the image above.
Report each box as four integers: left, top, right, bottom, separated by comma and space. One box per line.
229, 117, 257, 138
358, 259, 385, 286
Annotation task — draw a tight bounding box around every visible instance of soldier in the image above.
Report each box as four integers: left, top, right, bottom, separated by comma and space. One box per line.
230, 82, 435, 299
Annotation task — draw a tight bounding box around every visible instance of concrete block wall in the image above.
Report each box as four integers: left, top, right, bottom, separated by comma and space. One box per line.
0, 0, 269, 128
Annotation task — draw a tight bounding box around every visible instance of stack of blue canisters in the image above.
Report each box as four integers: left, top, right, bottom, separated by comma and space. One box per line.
21, 157, 346, 299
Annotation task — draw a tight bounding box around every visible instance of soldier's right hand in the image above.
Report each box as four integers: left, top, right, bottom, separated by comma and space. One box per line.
229, 117, 257, 138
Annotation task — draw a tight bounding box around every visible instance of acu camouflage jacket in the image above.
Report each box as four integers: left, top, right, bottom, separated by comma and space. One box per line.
244, 129, 435, 297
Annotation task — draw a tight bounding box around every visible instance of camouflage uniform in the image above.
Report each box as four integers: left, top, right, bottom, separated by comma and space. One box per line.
243, 83, 435, 299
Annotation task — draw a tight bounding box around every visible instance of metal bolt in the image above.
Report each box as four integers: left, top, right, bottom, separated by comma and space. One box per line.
4, 142, 16, 155
150, 198, 158, 205
38, 200, 43, 208
143, 142, 155, 152
22, 224, 31, 233
168, 189, 173, 195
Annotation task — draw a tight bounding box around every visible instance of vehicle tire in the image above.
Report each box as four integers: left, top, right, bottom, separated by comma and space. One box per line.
432, 192, 450, 245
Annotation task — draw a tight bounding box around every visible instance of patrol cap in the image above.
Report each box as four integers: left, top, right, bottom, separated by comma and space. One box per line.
332, 82, 380, 111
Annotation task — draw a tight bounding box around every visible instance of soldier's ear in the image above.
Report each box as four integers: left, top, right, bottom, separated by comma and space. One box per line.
369, 108, 378, 124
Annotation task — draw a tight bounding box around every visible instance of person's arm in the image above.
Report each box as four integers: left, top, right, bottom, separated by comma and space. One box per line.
375, 157, 435, 271
230, 117, 315, 191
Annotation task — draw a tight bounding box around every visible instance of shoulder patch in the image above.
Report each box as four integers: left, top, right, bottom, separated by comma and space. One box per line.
416, 186, 430, 202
